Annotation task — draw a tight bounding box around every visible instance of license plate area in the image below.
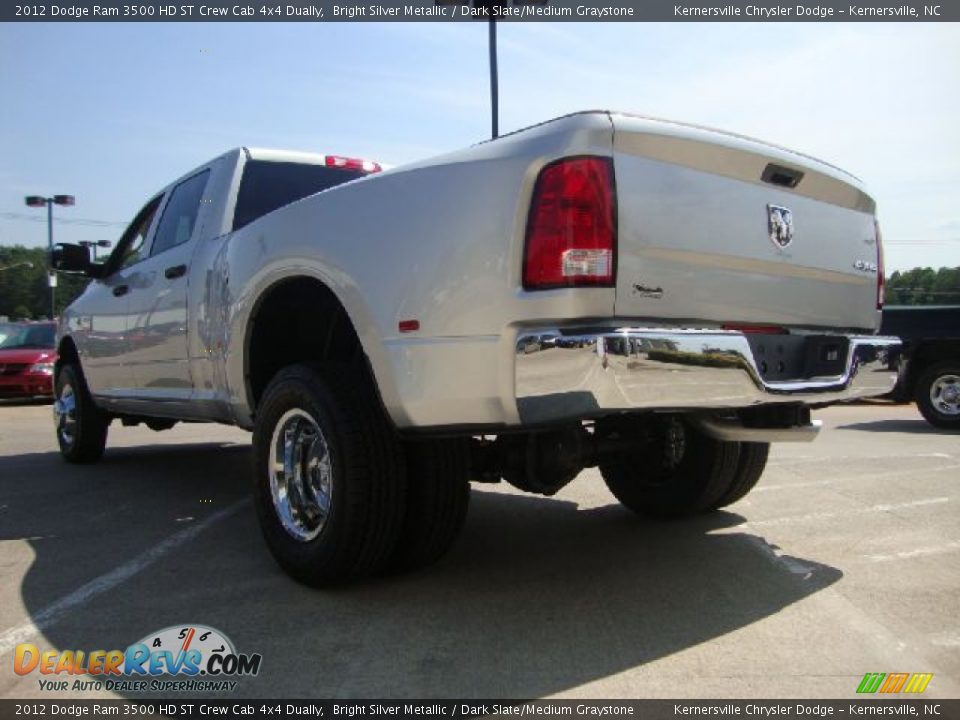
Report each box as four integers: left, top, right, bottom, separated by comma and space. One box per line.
745, 335, 849, 382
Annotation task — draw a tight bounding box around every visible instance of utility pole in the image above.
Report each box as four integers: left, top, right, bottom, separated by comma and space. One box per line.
469, 0, 503, 139
488, 15, 498, 139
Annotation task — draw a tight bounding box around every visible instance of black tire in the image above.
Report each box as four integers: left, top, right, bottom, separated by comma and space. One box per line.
387, 438, 471, 573
711, 442, 770, 509
54, 363, 109, 464
252, 363, 406, 586
915, 361, 960, 430
598, 415, 740, 518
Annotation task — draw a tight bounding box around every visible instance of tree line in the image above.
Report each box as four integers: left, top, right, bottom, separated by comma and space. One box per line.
0, 245, 90, 320
1, 243, 958, 321
885, 266, 960, 306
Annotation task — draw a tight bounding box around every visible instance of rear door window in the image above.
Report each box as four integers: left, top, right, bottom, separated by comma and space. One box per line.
232, 161, 365, 231
151, 170, 211, 257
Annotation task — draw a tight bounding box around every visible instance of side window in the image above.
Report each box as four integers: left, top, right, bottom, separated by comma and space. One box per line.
150, 170, 210, 257
120, 207, 158, 269
105, 196, 163, 276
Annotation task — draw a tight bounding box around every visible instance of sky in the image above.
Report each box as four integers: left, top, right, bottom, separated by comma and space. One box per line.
0, 21, 958, 272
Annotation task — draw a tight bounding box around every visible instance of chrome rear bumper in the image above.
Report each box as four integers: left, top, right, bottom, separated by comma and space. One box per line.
515, 328, 900, 425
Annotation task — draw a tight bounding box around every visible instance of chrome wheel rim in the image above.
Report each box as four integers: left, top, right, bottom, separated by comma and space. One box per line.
269, 408, 334, 542
54, 381, 77, 447
663, 416, 686, 470
930, 374, 960, 416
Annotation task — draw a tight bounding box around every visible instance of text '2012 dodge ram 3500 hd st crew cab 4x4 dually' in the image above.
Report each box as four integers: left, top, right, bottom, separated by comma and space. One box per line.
51, 112, 900, 586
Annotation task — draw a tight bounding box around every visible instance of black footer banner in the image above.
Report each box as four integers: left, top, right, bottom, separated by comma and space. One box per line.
4, 0, 960, 22
0, 699, 957, 720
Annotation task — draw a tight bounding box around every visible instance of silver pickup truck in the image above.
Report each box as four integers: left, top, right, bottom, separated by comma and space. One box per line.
51, 111, 900, 585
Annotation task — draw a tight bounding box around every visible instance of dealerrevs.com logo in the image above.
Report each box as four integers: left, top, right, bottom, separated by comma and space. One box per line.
14, 624, 262, 693
856, 672, 934, 694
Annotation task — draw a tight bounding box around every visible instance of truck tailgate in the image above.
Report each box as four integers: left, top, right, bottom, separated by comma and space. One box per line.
610, 113, 882, 332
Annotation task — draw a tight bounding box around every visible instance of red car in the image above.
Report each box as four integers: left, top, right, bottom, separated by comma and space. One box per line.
0, 322, 57, 399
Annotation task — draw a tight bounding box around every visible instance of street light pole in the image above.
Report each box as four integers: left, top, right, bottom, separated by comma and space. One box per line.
466, 0, 503, 139
25, 194, 75, 320
488, 15, 498, 139
80, 240, 112, 262
47, 201, 54, 318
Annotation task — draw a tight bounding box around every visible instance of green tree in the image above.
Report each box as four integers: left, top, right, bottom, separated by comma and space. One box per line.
0, 245, 91, 320
885, 266, 960, 306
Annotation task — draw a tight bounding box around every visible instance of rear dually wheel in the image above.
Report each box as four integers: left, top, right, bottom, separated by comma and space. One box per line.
252, 363, 407, 586
597, 415, 742, 518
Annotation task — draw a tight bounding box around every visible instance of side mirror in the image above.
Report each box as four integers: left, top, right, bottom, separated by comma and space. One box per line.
50, 243, 93, 275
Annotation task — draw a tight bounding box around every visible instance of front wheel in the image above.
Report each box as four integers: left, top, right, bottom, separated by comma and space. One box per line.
252, 363, 407, 586
53, 363, 109, 464
915, 361, 960, 430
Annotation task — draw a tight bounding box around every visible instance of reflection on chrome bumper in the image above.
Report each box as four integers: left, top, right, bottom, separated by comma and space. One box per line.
515, 328, 901, 425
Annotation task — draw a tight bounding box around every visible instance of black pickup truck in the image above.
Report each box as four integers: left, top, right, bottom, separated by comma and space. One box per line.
881, 306, 960, 429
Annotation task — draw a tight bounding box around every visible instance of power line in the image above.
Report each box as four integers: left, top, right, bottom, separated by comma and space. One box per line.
886, 240, 958, 245
0, 211, 126, 228
886, 288, 960, 295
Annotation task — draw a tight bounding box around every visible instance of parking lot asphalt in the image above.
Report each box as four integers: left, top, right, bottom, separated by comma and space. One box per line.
0, 401, 957, 700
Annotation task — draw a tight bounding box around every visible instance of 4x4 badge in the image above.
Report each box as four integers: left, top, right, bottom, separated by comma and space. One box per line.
767, 204, 794, 249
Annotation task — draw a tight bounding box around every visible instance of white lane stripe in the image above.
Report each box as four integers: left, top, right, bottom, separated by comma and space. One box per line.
0, 500, 247, 655
768, 452, 953, 465
755, 463, 960, 493
748, 497, 949, 528
753, 479, 835, 493
931, 632, 960, 648
865, 539, 960, 563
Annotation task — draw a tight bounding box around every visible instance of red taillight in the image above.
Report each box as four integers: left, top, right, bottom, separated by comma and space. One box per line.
875, 219, 885, 311
522, 156, 616, 290
325, 156, 382, 173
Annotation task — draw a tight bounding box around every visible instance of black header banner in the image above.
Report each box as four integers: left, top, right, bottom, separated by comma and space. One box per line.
0, 700, 957, 720
4, 0, 959, 21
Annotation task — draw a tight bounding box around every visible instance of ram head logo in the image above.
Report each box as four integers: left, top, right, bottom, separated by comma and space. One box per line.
767, 204, 794, 249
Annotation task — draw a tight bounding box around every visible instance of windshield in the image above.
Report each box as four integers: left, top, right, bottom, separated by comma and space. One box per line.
0, 324, 56, 350
0, 323, 17, 345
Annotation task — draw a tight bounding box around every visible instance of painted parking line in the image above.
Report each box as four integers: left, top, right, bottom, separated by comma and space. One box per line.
0, 499, 247, 656
746, 497, 950, 529
767, 452, 953, 466
865, 539, 960, 563
754, 463, 960, 493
